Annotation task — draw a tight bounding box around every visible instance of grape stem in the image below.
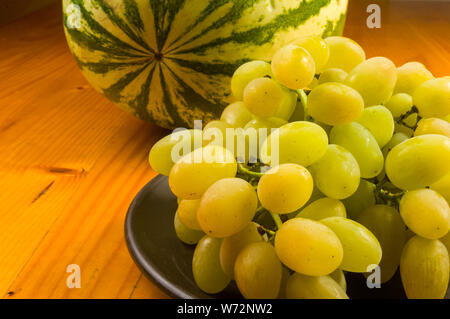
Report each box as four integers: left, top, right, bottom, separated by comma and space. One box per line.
297, 89, 312, 121
237, 163, 265, 179
396, 106, 421, 130
257, 225, 276, 237
270, 212, 283, 229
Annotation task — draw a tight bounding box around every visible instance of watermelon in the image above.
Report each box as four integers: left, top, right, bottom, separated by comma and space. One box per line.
63, 0, 348, 129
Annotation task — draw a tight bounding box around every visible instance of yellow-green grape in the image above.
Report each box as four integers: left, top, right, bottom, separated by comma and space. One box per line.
243, 117, 287, 159
342, 179, 376, 220
345, 57, 397, 106
308, 77, 319, 90
415, 118, 450, 138
309, 145, 361, 200
234, 242, 282, 299
219, 222, 262, 278
192, 236, 230, 294
318, 68, 348, 84
271, 44, 316, 90
382, 132, 409, 157
307, 82, 364, 126
431, 173, 450, 203
356, 105, 394, 148
291, 36, 329, 73
394, 122, 414, 138
257, 164, 313, 214
399, 189, 450, 239
445, 114, 450, 122
244, 117, 287, 131
323, 36, 365, 73
261, 121, 328, 167
231, 60, 272, 100
202, 120, 233, 148
297, 197, 347, 220
275, 87, 298, 121
385, 134, 450, 190
400, 236, 449, 299
149, 129, 202, 176
413, 77, 450, 118
286, 273, 349, 299
320, 217, 382, 273
394, 61, 434, 95
169, 145, 237, 199
177, 199, 201, 231
197, 178, 257, 238
384, 93, 413, 118
329, 268, 347, 292
243, 77, 284, 117
440, 232, 450, 253
330, 123, 384, 179
357, 205, 406, 283
220, 101, 253, 128
174, 212, 204, 245
275, 218, 343, 276
277, 267, 291, 299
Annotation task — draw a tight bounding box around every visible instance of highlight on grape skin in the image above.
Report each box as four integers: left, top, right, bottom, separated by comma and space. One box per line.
148, 35, 450, 299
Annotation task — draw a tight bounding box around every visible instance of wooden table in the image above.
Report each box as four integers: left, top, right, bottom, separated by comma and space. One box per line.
0, 1, 448, 299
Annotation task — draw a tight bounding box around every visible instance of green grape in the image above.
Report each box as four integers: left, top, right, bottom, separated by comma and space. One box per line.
169, 145, 237, 199
431, 173, 450, 203
309, 145, 361, 200
415, 118, 450, 138
244, 117, 287, 131
400, 236, 449, 299
382, 132, 409, 157
329, 268, 347, 292
149, 129, 202, 176
192, 236, 230, 294
289, 100, 305, 122
174, 212, 204, 245
220, 101, 254, 128
323, 36, 366, 73
413, 77, 450, 118
231, 60, 272, 100
357, 205, 406, 283
286, 273, 349, 299
257, 164, 313, 214
296, 197, 347, 220
291, 36, 329, 73
342, 179, 376, 220
384, 93, 413, 118
271, 44, 316, 90
197, 178, 257, 238
219, 222, 262, 278
400, 189, 450, 239
440, 232, 450, 253
243, 77, 284, 117
177, 199, 201, 230
320, 217, 382, 273
394, 122, 414, 137
275, 87, 298, 120
260, 121, 328, 167
394, 62, 434, 95
356, 105, 394, 148
202, 120, 233, 148
275, 218, 343, 276
308, 77, 319, 90
385, 134, 450, 190
307, 82, 364, 126
330, 123, 384, 179
318, 68, 348, 84
277, 266, 291, 299
234, 242, 282, 299
345, 57, 397, 106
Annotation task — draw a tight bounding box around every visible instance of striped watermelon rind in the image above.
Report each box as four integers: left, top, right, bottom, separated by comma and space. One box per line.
63, 0, 348, 129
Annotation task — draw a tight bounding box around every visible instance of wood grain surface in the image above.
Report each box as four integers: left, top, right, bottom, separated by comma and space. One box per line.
0, 1, 448, 299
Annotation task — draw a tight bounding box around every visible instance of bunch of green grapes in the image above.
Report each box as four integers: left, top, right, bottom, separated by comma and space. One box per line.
148, 35, 450, 299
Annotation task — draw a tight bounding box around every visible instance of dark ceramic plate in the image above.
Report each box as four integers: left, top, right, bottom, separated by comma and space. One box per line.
125, 175, 448, 299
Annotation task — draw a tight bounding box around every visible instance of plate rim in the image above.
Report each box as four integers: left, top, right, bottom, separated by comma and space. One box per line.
124, 175, 199, 299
